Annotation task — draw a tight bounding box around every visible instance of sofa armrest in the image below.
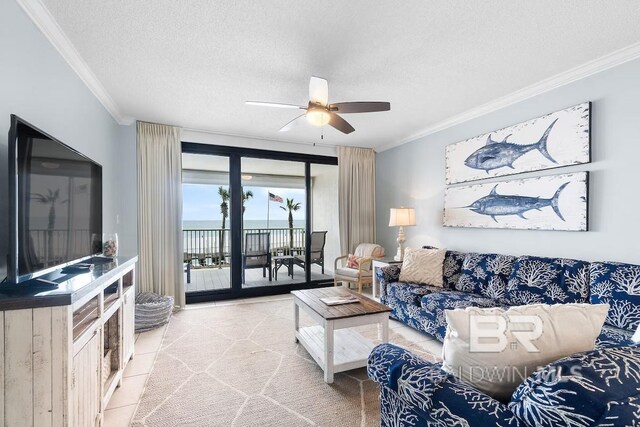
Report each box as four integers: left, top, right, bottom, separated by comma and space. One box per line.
368, 344, 522, 426
368, 343, 449, 413
377, 264, 402, 299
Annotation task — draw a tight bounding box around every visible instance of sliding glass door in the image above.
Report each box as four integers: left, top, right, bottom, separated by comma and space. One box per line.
181, 143, 337, 303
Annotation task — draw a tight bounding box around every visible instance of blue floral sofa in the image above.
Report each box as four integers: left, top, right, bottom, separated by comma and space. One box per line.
369, 251, 640, 426
378, 251, 640, 348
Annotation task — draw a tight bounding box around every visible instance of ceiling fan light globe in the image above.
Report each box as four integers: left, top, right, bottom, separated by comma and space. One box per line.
306, 110, 331, 127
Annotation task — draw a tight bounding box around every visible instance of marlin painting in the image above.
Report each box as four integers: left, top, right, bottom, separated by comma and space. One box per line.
464, 119, 558, 172
463, 181, 569, 223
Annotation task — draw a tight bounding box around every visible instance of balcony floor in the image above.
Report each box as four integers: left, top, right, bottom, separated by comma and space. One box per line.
185, 264, 333, 292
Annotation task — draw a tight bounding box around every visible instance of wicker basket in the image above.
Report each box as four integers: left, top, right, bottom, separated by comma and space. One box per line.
135, 292, 174, 332
102, 350, 113, 385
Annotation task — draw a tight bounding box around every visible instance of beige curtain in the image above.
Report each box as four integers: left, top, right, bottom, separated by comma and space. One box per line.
337, 146, 376, 255
137, 121, 185, 308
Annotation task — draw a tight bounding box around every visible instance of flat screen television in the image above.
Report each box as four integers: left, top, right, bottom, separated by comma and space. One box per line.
8, 115, 103, 284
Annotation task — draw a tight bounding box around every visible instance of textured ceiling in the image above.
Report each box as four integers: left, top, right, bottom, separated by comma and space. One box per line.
40, 0, 640, 148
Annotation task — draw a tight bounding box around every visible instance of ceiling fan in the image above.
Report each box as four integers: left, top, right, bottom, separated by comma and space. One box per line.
246, 76, 390, 134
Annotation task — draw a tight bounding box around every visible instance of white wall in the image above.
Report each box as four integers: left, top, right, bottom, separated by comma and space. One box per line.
376, 58, 640, 264
0, 0, 138, 277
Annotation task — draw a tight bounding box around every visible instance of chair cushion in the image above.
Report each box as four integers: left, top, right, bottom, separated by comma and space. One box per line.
335, 267, 371, 278
419, 291, 500, 341
455, 253, 516, 303
504, 256, 590, 305
509, 345, 640, 426
245, 257, 267, 266
590, 261, 640, 331
596, 325, 635, 349
443, 250, 466, 289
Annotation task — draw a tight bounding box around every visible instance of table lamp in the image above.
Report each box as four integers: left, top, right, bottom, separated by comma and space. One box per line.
389, 207, 416, 261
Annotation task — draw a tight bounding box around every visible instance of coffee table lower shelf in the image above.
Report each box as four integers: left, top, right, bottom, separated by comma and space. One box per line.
296, 325, 375, 375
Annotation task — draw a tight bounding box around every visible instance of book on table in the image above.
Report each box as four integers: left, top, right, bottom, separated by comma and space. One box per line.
320, 295, 360, 306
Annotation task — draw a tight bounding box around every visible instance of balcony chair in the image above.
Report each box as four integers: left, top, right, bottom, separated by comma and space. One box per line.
292, 231, 328, 274
242, 232, 272, 283
334, 243, 385, 293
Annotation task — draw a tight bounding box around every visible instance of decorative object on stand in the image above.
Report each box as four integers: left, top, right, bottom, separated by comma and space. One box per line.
389, 207, 416, 261
445, 102, 590, 185
443, 172, 588, 231
103, 233, 119, 258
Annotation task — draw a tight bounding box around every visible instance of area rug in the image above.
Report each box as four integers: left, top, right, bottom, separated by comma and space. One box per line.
132, 296, 438, 426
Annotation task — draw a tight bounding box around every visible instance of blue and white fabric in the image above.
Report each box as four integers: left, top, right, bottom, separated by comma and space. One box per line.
590, 261, 640, 331
509, 345, 640, 427
505, 256, 590, 305
596, 325, 635, 349
443, 250, 466, 289
420, 291, 500, 341
369, 343, 523, 427
455, 253, 516, 303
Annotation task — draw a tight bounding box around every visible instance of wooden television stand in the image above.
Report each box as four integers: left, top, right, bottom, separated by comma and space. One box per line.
0, 256, 138, 426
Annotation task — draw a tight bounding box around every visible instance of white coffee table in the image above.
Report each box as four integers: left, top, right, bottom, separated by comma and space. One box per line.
292, 287, 391, 383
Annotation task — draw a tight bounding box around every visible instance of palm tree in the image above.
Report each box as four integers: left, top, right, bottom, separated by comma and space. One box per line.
217, 186, 230, 267
242, 190, 254, 215
31, 189, 66, 265
280, 198, 301, 252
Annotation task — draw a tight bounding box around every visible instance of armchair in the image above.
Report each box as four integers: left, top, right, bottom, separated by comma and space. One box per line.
333, 243, 385, 293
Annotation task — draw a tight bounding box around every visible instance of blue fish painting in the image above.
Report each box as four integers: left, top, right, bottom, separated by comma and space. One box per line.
445, 102, 590, 185
464, 119, 558, 172
463, 182, 569, 223
443, 172, 588, 231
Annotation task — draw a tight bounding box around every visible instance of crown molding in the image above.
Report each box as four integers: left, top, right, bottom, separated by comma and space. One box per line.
377, 41, 640, 152
16, 0, 134, 125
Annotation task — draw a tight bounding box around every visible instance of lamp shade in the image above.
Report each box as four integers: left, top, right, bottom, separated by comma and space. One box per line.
389, 207, 416, 227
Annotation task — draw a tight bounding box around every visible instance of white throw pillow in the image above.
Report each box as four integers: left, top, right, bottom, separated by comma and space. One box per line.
398, 247, 446, 287
442, 303, 609, 402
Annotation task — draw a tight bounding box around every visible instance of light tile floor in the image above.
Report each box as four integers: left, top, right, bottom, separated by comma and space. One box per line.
102, 289, 442, 426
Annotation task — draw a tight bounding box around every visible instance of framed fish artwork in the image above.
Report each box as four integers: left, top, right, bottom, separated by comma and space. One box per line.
443, 172, 588, 231
445, 102, 590, 185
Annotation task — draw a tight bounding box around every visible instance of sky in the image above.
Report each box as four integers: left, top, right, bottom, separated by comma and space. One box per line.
182, 184, 306, 222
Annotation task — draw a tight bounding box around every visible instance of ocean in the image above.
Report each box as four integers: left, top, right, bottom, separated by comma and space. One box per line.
183, 219, 306, 230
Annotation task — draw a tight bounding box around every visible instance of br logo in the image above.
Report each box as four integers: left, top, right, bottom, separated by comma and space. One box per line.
469, 315, 543, 353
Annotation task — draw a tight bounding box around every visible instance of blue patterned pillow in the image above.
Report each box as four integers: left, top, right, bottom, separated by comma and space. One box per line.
590, 262, 640, 331
509, 346, 640, 426
442, 251, 466, 289
455, 253, 515, 302
504, 256, 590, 305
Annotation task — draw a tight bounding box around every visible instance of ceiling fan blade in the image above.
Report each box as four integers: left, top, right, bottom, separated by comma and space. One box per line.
246, 101, 305, 109
328, 113, 355, 134
278, 114, 307, 132
329, 101, 390, 113
309, 76, 329, 106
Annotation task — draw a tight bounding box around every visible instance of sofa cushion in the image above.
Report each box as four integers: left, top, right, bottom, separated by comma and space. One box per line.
509, 345, 640, 427
590, 261, 640, 331
443, 250, 466, 289
386, 281, 442, 306
596, 325, 635, 349
455, 253, 516, 303
442, 303, 608, 403
504, 256, 590, 305
419, 291, 499, 341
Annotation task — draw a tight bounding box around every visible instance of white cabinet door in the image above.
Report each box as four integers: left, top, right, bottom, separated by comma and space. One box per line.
71, 331, 101, 427
122, 286, 136, 364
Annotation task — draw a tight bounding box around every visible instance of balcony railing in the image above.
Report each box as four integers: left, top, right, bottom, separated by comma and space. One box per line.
183, 227, 305, 267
